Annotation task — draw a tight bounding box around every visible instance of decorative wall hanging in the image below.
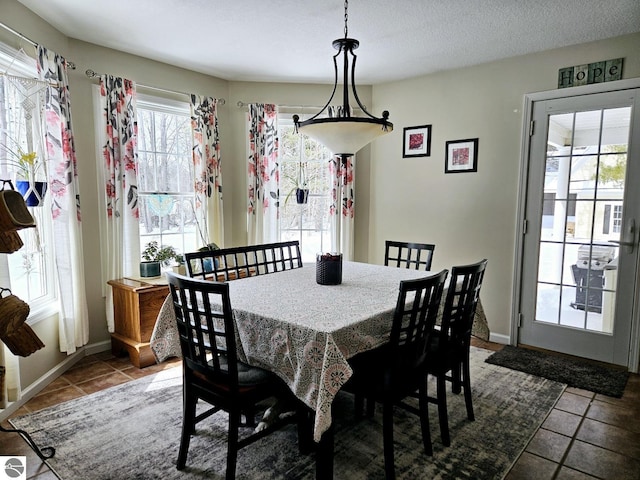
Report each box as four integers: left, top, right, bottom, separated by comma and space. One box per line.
403, 125, 432, 158
558, 58, 623, 89
445, 138, 479, 174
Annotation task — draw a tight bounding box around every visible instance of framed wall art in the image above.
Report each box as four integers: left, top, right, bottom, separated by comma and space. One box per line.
445, 138, 478, 173
402, 125, 432, 158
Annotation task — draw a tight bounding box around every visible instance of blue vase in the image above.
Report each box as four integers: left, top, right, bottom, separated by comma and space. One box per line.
15, 180, 47, 207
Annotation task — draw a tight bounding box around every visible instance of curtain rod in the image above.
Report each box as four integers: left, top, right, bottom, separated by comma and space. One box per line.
0, 21, 76, 70
237, 101, 323, 109
236, 101, 365, 111
85, 69, 225, 105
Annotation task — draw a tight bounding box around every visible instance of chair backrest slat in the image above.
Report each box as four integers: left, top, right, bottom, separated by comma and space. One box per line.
385, 240, 436, 271
439, 259, 488, 349
389, 269, 448, 375
185, 241, 303, 281
166, 272, 239, 385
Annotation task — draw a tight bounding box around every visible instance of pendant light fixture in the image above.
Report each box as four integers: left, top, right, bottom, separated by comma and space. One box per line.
293, 0, 393, 156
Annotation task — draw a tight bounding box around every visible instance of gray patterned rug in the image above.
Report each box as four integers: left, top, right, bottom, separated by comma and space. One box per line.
10, 347, 565, 479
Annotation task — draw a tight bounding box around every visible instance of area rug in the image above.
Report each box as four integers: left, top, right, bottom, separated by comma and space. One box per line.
10, 347, 564, 479
485, 345, 629, 398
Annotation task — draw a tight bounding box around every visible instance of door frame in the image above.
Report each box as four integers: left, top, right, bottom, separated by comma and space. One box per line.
512, 78, 640, 373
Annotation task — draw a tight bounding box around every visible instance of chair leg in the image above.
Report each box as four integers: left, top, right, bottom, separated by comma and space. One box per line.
366, 396, 376, 417
436, 373, 450, 447
354, 393, 365, 417
418, 382, 433, 456
462, 356, 475, 421
226, 410, 241, 480
451, 362, 462, 394
297, 406, 314, 454
382, 400, 396, 480
177, 392, 197, 470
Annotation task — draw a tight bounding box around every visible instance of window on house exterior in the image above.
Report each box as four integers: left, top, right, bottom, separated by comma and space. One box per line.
278, 117, 333, 262
0, 44, 56, 313
136, 95, 201, 260
602, 203, 623, 235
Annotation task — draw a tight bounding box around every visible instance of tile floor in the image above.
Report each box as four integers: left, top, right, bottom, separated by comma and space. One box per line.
1, 340, 639, 479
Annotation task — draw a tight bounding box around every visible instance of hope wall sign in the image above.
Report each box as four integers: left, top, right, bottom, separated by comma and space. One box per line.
558, 58, 623, 89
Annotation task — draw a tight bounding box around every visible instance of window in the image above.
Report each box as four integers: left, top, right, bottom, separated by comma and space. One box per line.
0, 44, 56, 313
278, 117, 333, 262
136, 95, 201, 260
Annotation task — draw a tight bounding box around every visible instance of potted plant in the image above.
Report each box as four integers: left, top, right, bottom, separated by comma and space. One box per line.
198, 242, 220, 272
140, 241, 178, 277
172, 253, 187, 275
285, 162, 309, 205
0, 142, 47, 207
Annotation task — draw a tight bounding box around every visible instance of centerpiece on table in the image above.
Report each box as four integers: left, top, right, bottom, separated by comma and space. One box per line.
316, 252, 343, 285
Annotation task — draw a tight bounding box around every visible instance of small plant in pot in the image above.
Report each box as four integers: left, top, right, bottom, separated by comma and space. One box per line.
285, 161, 309, 205
172, 253, 187, 275
198, 242, 220, 272
140, 241, 178, 277
0, 140, 48, 207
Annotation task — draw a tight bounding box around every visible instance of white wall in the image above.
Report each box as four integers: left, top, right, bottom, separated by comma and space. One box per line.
368, 32, 640, 339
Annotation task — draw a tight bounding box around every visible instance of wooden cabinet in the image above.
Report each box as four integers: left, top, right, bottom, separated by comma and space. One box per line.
107, 277, 169, 368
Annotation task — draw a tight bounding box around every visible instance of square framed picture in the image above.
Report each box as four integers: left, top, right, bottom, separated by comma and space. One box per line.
402, 125, 432, 158
445, 138, 479, 173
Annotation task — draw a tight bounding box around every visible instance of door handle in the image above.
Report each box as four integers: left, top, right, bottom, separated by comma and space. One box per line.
611, 218, 635, 254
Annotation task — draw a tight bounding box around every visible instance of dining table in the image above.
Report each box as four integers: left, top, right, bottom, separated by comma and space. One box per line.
150, 260, 489, 478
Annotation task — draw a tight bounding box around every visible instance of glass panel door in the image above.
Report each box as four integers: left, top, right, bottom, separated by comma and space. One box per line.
519, 88, 640, 366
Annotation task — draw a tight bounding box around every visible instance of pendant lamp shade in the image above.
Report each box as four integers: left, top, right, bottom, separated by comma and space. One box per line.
294, 1, 392, 155
297, 117, 391, 156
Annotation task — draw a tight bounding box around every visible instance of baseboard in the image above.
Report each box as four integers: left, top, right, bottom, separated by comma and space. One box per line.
0, 340, 112, 421
489, 332, 510, 345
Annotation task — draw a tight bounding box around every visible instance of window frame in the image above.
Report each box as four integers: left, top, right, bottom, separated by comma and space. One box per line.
136, 93, 201, 261
0, 43, 58, 324
277, 115, 333, 262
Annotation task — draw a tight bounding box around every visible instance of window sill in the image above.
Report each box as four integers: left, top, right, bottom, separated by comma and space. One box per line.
26, 299, 59, 326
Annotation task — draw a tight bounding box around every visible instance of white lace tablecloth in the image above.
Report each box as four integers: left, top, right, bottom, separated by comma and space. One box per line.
150, 261, 489, 442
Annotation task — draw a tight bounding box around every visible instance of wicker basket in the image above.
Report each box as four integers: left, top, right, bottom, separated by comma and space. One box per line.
0, 230, 23, 253
0, 290, 44, 357
0, 187, 36, 231
316, 253, 343, 285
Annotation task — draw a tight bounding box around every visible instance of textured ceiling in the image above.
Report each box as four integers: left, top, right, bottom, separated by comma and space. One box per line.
16, 0, 640, 84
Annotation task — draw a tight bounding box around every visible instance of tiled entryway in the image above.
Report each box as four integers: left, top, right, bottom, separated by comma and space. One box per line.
1, 342, 639, 479
506, 374, 640, 479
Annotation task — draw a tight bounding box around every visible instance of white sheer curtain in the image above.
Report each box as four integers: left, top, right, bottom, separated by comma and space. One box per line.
36, 46, 89, 353
190, 95, 224, 247
247, 104, 279, 244
96, 75, 140, 332
330, 154, 355, 260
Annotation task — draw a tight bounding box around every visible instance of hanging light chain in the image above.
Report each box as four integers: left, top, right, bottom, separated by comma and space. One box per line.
344, 0, 349, 38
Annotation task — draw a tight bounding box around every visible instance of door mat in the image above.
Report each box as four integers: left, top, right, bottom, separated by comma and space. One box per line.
485, 345, 629, 398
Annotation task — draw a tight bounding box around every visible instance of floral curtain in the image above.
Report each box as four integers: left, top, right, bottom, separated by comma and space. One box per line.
189, 95, 223, 247
36, 46, 90, 354
247, 104, 279, 244
330, 154, 355, 260
98, 75, 140, 332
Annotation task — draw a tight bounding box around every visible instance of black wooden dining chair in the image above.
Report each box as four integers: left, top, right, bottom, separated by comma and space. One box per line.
343, 269, 448, 479
425, 259, 487, 447
166, 272, 298, 479
185, 240, 302, 281
384, 240, 436, 271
